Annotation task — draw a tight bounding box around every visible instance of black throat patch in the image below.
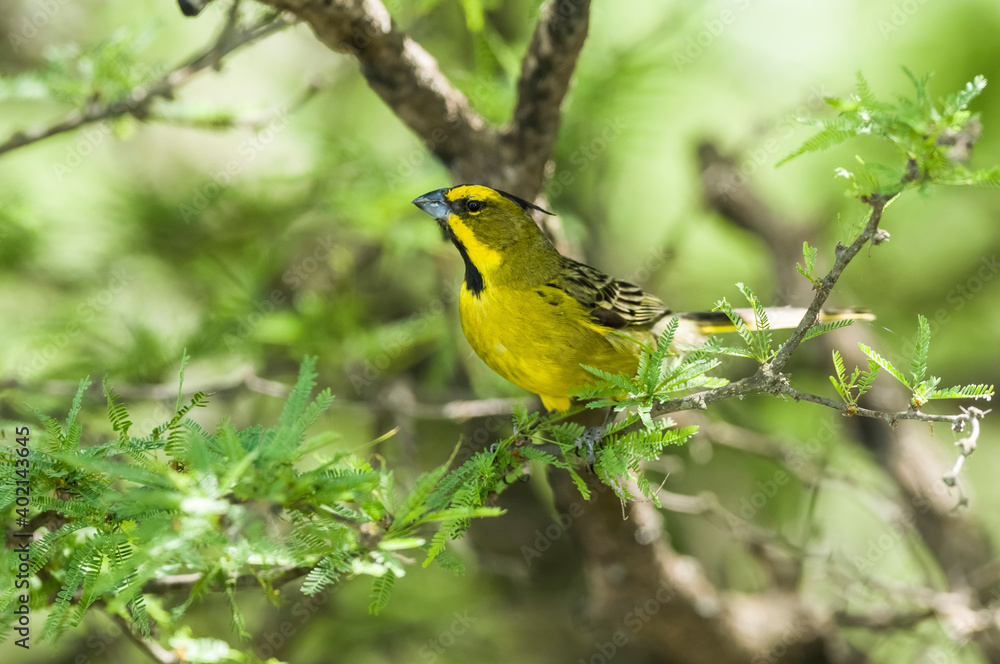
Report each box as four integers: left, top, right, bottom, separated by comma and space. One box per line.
450, 237, 484, 297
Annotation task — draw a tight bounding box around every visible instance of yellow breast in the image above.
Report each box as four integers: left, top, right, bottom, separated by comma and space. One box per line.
458, 282, 647, 411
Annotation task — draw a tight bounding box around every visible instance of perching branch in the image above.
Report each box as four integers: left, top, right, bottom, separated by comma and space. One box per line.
0, 9, 290, 157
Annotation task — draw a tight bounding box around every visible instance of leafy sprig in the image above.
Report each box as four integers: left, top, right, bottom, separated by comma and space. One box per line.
779, 71, 1000, 195
837, 315, 994, 408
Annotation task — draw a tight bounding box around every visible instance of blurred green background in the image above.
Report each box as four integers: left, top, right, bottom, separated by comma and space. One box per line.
1, 0, 999, 662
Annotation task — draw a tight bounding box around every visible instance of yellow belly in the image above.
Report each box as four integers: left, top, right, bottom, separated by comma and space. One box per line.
458, 282, 648, 411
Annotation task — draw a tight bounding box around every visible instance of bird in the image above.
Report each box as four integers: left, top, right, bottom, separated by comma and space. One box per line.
412, 184, 871, 413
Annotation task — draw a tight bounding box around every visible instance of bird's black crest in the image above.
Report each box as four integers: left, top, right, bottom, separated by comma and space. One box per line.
454, 184, 553, 216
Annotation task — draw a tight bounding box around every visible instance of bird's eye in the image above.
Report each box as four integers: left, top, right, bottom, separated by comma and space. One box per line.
467, 199, 483, 213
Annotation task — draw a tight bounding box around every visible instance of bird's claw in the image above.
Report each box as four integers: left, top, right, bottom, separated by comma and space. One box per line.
574, 426, 604, 466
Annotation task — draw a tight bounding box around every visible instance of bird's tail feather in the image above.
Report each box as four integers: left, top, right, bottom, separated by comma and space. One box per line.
657, 307, 874, 342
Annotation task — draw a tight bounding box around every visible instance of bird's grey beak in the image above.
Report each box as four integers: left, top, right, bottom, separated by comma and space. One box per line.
412, 189, 452, 222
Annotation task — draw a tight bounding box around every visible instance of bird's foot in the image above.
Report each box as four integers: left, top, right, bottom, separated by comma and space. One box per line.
574, 426, 604, 466
512, 415, 542, 441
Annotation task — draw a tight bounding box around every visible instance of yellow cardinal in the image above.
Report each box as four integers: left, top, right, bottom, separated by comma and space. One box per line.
413, 184, 867, 412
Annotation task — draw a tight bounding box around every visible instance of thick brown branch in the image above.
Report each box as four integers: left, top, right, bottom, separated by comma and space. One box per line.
258, 0, 491, 177
500, 0, 592, 198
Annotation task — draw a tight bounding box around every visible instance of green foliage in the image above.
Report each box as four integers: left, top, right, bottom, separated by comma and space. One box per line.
0, 357, 509, 650
0, 28, 162, 111
592, 416, 697, 504
709, 283, 775, 362
804, 318, 855, 341
574, 317, 728, 423
829, 350, 879, 409
796, 241, 820, 285
779, 70, 999, 196
848, 315, 994, 408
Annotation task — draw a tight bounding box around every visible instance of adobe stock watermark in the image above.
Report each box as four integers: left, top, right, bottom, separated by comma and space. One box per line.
673, 0, 753, 71
63, 621, 125, 664
417, 610, 478, 662
722, 416, 837, 533
347, 0, 405, 50
877, 0, 932, 39
521, 502, 586, 566
254, 592, 329, 660
577, 579, 678, 664
19, 267, 133, 380
50, 61, 167, 181
714, 86, 830, 198
893, 254, 1000, 363
222, 235, 345, 351
546, 117, 627, 198
178, 106, 291, 223
383, 126, 448, 188
7, 0, 71, 53
750, 618, 813, 664
850, 474, 960, 575
348, 276, 463, 395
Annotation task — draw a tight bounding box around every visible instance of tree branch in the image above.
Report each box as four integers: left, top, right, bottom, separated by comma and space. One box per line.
769, 193, 889, 370
258, 0, 491, 176
111, 614, 178, 664
0, 11, 290, 157
142, 565, 311, 595
695, 142, 1000, 659
500, 0, 592, 197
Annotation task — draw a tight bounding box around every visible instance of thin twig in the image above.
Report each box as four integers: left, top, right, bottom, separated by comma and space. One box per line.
770, 194, 890, 370
0, 12, 290, 157
1, 364, 291, 399
942, 406, 989, 507
776, 383, 985, 427
111, 614, 178, 664
834, 608, 936, 631
142, 565, 310, 594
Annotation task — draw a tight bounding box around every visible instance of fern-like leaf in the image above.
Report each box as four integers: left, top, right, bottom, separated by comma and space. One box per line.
368, 568, 397, 615
910, 314, 931, 385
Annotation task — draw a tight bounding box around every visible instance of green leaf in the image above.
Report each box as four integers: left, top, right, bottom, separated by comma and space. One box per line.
857, 358, 879, 398
796, 241, 819, 284
369, 568, 397, 615
804, 318, 854, 341
945, 75, 987, 114
910, 314, 931, 384
859, 342, 910, 388
855, 71, 881, 109
713, 296, 757, 358
929, 384, 994, 400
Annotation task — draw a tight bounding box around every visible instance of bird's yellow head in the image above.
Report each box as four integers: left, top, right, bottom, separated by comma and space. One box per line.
412, 184, 552, 295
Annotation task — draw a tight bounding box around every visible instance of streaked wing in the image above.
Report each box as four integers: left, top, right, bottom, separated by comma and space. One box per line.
549, 257, 670, 329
